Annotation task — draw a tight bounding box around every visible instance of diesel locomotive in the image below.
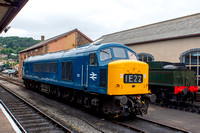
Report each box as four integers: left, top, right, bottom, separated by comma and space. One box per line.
148, 61, 199, 104
22, 42, 155, 117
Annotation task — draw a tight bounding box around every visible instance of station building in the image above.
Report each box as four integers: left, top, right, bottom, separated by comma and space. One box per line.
98, 13, 200, 86
18, 29, 93, 78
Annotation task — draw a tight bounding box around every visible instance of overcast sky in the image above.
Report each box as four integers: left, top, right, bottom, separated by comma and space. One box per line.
1, 0, 200, 41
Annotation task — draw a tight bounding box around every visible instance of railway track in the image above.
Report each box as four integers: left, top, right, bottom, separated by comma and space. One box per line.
0, 74, 24, 87
112, 117, 190, 133
1, 74, 200, 115
0, 84, 73, 133
0, 74, 198, 132
0, 75, 106, 133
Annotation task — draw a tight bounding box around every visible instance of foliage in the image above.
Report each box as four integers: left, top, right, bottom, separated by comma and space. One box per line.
0, 36, 40, 61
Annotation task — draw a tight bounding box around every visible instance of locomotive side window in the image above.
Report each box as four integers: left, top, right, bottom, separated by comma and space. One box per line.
90, 53, 98, 66
100, 48, 112, 61
44, 62, 57, 73
62, 61, 73, 81
43, 63, 48, 72
127, 50, 137, 60
33, 63, 42, 72
49, 62, 57, 73
33, 64, 38, 72
34, 63, 57, 73
113, 47, 126, 58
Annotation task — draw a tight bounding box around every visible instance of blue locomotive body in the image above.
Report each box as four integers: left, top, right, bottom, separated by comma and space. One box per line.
23, 43, 155, 117
23, 43, 128, 94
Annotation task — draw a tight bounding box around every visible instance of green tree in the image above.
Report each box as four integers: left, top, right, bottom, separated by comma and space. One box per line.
0, 36, 40, 61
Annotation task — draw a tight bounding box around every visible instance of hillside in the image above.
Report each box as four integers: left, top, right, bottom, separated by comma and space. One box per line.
0, 36, 40, 61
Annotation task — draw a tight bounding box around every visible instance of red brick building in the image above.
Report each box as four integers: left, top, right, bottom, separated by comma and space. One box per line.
19, 29, 92, 78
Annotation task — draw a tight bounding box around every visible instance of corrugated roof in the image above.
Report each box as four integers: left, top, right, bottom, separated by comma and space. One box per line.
97, 13, 200, 45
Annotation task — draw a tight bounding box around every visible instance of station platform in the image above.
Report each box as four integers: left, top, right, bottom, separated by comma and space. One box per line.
0, 101, 22, 133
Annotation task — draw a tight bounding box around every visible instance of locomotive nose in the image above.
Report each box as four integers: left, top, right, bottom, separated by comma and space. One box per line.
107, 60, 149, 95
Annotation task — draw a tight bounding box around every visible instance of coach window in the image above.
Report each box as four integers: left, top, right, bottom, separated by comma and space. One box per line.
113, 47, 126, 58
180, 49, 200, 86
100, 48, 112, 61
90, 53, 98, 66
138, 53, 154, 62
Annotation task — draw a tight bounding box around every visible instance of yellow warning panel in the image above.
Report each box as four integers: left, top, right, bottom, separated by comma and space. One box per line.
107, 60, 149, 95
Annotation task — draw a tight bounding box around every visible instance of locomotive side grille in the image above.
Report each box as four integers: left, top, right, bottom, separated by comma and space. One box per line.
99, 69, 107, 87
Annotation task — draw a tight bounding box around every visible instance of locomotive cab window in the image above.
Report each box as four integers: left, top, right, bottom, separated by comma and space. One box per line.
90, 53, 98, 66
100, 48, 112, 61
127, 50, 137, 60
113, 47, 126, 58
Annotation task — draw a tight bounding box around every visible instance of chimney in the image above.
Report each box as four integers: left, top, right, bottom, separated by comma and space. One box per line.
41, 35, 45, 41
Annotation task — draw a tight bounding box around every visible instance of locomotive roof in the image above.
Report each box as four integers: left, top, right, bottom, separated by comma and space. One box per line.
24, 43, 130, 62
24, 51, 65, 62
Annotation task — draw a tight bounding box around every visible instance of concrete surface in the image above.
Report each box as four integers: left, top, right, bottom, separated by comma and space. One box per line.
139, 105, 200, 133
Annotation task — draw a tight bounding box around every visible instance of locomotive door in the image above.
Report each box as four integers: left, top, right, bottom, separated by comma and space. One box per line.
79, 53, 99, 91
87, 53, 99, 91
74, 56, 85, 89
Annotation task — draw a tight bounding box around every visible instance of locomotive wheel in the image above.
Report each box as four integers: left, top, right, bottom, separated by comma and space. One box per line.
25, 81, 31, 89
77, 94, 83, 104
55, 88, 61, 98
68, 90, 75, 103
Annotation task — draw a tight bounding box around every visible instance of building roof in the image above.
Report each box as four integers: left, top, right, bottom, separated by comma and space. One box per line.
0, 0, 28, 33
97, 13, 200, 45
19, 28, 93, 53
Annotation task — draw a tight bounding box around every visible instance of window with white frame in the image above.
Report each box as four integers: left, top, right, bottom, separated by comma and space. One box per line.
138, 53, 154, 62
180, 49, 200, 86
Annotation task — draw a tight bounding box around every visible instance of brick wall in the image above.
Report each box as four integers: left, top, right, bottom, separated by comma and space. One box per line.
48, 32, 76, 53
18, 46, 44, 78
76, 32, 92, 46
18, 30, 92, 79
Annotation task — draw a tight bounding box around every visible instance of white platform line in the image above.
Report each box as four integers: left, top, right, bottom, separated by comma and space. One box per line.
0, 103, 22, 133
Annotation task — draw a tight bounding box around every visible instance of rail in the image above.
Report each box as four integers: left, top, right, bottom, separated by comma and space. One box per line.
0, 83, 73, 133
